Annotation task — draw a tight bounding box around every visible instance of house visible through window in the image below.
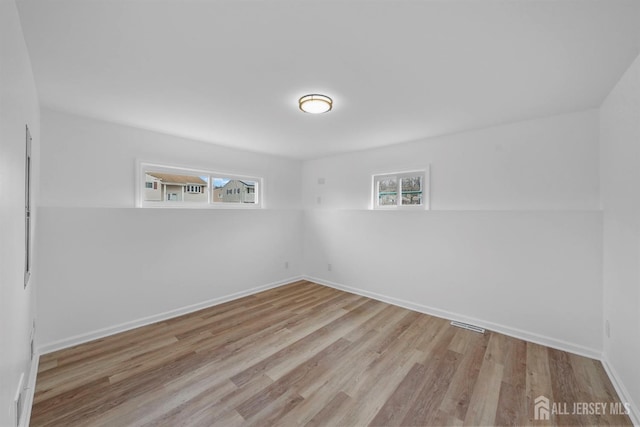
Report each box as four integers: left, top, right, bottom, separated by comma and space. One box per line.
138, 162, 262, 208
142, 170, 208, 204
373, 169, 429, 209
212, 178, 258, 204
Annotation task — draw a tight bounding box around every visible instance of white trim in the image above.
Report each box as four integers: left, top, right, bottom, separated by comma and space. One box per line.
602, 356, 640, 426
371, 167, 430, 210
304, 275, 601, 359
39, 276, 303, 355
28, 276, 637, 426
19, 349, 39, 427
135, 160, 263, 209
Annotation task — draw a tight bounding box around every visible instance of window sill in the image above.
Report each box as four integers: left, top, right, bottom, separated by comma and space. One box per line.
138, 203, 262, 209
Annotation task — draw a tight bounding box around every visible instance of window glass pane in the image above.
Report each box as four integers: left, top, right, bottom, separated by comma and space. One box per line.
139, 163, 262, 208
378, 178, 397, 206
213, 178, 257, 204
401, 176, 422, 205
143, 171, 209, 203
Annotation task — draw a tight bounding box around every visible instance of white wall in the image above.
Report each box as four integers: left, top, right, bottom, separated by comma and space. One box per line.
40, 108, 301, 209
304, 210, 602, 354
37, 207, 302, 348
303, 110, 599, 211
0, 1, 40, 425
303, 110, 604, 356
36, 110, 303, 350
600, 53, 640, 419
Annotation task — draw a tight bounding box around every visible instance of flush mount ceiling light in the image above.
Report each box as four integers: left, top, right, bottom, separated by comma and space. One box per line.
299, 94, 333, 114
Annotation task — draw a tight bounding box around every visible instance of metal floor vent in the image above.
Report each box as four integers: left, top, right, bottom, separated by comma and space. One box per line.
450, 321, 485, 334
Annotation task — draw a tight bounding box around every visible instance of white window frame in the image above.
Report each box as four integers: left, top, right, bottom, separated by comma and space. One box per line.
136, 162, 263, 209
372, 168, 430, 210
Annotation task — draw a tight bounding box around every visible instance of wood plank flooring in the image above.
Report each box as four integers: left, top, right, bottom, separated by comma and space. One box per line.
31, 281, 631, 426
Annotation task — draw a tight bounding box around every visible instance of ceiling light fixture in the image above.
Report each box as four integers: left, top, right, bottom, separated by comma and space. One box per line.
299, 94, 333, 114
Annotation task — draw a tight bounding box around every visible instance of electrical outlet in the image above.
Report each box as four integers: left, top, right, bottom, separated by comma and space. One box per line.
606, 320, 611, 338
327, 263, 332, 272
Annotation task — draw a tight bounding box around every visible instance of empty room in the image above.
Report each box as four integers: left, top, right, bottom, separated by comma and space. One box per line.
2, 0, 640, 425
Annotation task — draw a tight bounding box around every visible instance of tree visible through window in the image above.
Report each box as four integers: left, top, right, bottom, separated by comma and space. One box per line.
401, 176, 422, 205
378, 177, 397, 206
373, 170, 429, 209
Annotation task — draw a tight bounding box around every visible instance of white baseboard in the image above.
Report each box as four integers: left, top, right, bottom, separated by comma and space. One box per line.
39, 276, 304, 355
29, 275, 638, 426
307, 275, 640, 425
20, 350, 39, 427
602, 356, 640, 426
304, 275, 601, 360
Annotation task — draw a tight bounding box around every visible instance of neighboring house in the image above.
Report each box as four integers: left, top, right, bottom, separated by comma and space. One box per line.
144, 172, 208, 202
213, 186, 224, 203
144, 174, 162, 201
214, 179, 255, 203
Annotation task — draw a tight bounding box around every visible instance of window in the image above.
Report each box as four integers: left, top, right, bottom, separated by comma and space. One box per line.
212, 178, 258, 204
186, 185, 202, 194
373, 169, 429, 209
137, 162, 262, 208
142, 170, 208, 204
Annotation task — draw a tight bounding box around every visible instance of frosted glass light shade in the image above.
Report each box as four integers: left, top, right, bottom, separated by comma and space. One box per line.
299, 94, 333, 114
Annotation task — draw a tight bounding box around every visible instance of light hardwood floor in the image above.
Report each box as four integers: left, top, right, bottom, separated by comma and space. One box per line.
32, 281, 631, 426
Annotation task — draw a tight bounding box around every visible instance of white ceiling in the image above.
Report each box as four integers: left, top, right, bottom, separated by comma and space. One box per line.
18, 0, 640, 160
